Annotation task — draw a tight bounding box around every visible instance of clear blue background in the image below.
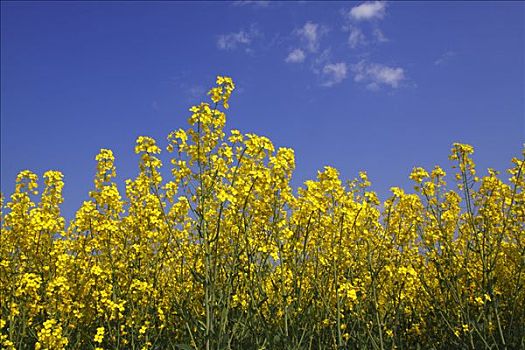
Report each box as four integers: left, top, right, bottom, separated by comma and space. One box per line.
1, 1, 524, 220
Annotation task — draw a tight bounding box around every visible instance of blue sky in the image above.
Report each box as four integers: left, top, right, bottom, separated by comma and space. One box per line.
1, 1, 524, 220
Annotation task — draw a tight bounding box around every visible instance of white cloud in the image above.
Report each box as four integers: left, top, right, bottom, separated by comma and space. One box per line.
434, 51, 456, 65
373, 28, 388, 42
350, 1, 387, 21
217, 26, 259, 50
342, 3, 388, 48
285, 48, 306, 63
188, 86, 205, 99
348, 26, 366, 48
311, 48, 332, 75
297, 21, 327, 52
169, 75, 207, 102
217, 31, 250, 50
322, 62, 348, 87
352, 61, 405, 89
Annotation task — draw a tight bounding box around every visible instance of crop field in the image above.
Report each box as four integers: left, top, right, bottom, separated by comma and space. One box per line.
1, 77, 524, 349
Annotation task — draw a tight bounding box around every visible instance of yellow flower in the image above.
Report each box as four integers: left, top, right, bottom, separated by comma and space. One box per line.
94, 327, 105, 343
409, 167, 429, 183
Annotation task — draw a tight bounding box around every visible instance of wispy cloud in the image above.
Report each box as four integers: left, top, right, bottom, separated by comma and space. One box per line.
434, 51, 456, 66
217, 31, 251, 50
285, 48, 306, 63
349, 1, 387, 21
342, 2, 388, 49
296, 21, 327, 53
188, 85, 206, 99
217, 26, 260, 50
322, 62, 348, 87
352, 61, 405, 89
311, 48, 332, 74
168, 75, 206, 102
348, 26, 366, 48
373, 28, 388, 42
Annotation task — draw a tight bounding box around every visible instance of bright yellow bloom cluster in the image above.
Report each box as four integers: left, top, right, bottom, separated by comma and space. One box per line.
34, 319, 68, 350
93, 327, 104, 343
208, 75, 235, 109
1, 76, 523, 349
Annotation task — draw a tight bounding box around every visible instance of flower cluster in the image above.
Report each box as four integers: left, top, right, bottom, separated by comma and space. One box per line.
1, 76, 523, 349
